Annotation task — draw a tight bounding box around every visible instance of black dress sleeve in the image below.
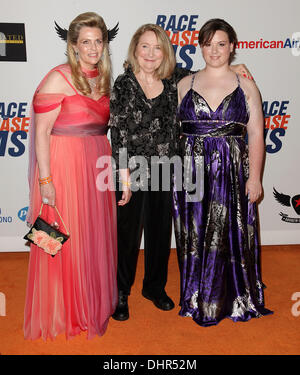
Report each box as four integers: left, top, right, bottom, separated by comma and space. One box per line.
109, 75, 130, 170
172, 66, 194, 84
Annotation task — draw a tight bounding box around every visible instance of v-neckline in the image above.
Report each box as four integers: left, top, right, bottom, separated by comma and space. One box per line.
191, 86, 239, 114
133, 71, 165, 101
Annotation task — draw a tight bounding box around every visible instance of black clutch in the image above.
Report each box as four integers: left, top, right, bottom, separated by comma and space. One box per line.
24, 204, 70, 257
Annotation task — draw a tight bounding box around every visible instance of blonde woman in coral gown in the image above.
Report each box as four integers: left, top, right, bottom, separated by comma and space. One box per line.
24, 12, 130, 340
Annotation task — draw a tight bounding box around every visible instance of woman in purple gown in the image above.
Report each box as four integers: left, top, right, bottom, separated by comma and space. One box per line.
173, 19, 273, 327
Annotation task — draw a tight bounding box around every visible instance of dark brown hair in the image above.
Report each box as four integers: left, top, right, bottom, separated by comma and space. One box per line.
198, 18, 238, 63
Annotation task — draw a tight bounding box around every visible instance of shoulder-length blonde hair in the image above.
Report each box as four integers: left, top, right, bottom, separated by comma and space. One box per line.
67, 12, 111, 96
125, 24, 176, 80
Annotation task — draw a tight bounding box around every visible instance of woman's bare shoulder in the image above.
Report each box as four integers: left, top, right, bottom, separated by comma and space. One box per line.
178, 73, 194, 90
239, 74, 261, 102
38, 70, 70, 94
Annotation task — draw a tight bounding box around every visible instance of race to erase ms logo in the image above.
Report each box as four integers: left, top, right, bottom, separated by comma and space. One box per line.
263, 100, 290, 154
0, 102, 29, 157
156, 15, 200, 70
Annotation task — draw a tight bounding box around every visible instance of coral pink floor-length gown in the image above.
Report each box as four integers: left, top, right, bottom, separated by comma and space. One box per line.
24, 64, 117, 340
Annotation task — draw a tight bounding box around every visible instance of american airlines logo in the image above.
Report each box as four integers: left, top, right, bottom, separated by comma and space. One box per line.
237, 33, 300, 56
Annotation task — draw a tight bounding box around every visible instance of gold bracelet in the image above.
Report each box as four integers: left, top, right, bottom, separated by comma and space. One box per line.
39, 180, 52, 185
39, 175, 52, 182
121, 180, 131, 187
39, 176, 52, 185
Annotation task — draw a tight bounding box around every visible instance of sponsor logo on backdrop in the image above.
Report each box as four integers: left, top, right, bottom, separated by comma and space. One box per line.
237, 32, 300, 57
18, 207, 28, 222
237, 35, 300, 51
0, 23, 27, 61
291, 32, 300, 56
0, 102, 29, 157
0, 208, 13, 224
156, 15, 199, 70
273, 187, 300, 223
263, 100, 290, 154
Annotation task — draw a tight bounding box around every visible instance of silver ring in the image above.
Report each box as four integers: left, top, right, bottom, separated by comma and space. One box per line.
43, 198, 49, 204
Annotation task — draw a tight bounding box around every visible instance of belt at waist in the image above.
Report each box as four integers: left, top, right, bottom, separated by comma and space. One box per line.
51, 123, 107, 137
182, 121, 246, 137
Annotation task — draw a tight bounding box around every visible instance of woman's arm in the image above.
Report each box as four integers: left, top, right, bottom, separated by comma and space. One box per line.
118, 168, 131, 206
109, 77, 132, 205
177, 74, 194, 106
173, 66, 193, 83
241, 77, 265, 203
35, 108, 60, 206
34, 72, 66, 206
230, 64, 253, 80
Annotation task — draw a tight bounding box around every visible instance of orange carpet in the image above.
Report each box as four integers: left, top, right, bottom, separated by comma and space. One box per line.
0, 245, 299, 355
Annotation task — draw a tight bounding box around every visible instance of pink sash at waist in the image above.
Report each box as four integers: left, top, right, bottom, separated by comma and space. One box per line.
51, 123, 107, 137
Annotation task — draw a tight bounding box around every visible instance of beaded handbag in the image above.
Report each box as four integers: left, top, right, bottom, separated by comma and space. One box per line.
24, 204, 70, 257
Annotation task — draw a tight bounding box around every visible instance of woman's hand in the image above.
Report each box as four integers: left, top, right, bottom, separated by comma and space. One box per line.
40, 182, 56, 207
118, 185, 132, 206
230, 64, 253, 80
246, 178, 262, 203
118, 168, 132, 206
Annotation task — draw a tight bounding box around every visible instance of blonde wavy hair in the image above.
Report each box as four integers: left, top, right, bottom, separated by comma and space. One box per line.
125, 24, 176, 80
67, 12, 111, 96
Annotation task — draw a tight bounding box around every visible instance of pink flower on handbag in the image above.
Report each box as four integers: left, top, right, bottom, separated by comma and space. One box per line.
43, 237, 62, 256
29, 229, 62, 256
32, 230, 49, 246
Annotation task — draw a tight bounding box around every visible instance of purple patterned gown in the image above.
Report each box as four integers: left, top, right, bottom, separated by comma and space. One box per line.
173, 74, 273, 326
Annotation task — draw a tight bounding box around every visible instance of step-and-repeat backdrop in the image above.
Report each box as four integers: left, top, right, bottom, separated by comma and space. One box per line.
1, 0, 299, 251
